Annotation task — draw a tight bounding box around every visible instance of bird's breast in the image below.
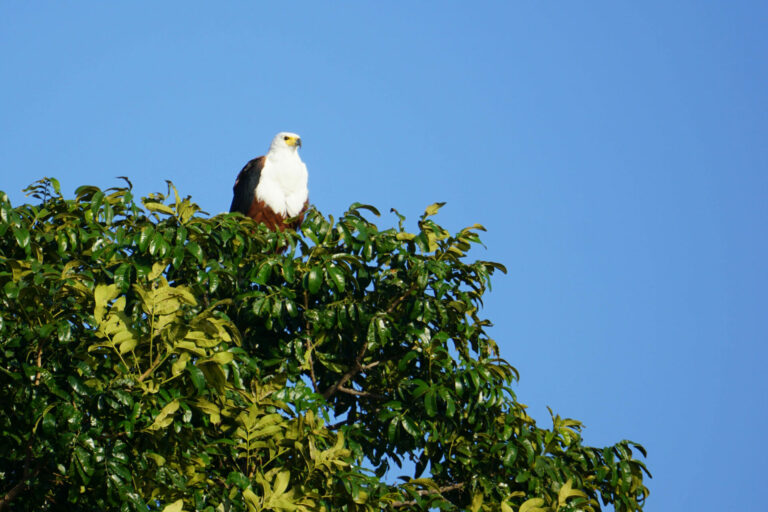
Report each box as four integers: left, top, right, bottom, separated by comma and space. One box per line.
255, 158, 308, 217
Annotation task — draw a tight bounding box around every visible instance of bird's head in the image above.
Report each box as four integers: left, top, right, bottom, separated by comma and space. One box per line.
269, 132, 302, 154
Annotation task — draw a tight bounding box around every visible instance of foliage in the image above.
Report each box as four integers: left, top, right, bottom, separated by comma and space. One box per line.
0, 178, 650, 511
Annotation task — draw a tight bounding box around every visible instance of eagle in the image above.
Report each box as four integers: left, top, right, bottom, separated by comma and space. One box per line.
229, 132, 309, 231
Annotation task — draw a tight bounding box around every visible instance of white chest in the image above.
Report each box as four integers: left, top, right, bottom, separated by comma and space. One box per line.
255, 156, 309, 217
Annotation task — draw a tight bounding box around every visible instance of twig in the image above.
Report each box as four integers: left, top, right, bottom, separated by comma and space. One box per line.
138, 353, 165, 382
0, 478, 27, 510
0, 443, 41, 511
322, 342, 368, 399
303, 291, 318, 393
0, 479, 28, 511
390, 482, 465, 508
327, 418, 350, 430
385, 283, 418, 315
337, 385, 385, 400
33, 342, 43, 386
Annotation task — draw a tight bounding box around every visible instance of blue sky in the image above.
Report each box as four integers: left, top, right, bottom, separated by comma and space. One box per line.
2, 2, 767, 509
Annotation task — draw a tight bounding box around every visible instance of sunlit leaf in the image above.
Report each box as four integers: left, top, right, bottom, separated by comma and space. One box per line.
519, 497, 547, 512
423, 202, 446, 218
161, 499, 184, 512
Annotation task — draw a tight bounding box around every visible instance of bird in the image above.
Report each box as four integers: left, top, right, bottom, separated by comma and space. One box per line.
229, 132, 309, 231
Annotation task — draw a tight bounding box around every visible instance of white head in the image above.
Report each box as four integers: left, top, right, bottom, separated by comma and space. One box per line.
268, 132, 302, 155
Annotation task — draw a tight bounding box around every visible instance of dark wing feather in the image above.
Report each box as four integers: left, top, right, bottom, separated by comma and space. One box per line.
229, 156, 265, 215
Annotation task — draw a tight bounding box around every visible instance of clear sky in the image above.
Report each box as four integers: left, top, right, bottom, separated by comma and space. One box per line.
2, 2, 766, 510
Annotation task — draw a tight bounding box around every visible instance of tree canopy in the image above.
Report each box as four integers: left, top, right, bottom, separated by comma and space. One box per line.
0, 178, 650, 511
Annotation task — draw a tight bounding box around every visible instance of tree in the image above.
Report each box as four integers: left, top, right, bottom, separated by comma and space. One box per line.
0, 178, 650, 511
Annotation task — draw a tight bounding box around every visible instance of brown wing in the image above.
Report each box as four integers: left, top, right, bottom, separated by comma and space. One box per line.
246, 199, 308, 232
246, 199, 289, 231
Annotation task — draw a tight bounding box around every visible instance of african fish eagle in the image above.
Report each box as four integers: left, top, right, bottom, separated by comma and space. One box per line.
229, 132, 309, 231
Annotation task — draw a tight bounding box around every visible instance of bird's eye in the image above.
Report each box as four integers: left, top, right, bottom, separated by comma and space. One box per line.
284, 136, 290, 141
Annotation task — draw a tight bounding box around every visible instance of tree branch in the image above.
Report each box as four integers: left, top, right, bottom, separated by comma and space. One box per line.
0, 444, 41, 511
322, 340, 370, 399
321, 283, 415, 401
327, 418, 350, 430
0, 479, 28, 512
137, 353, 164, 382
33, 341, 43, 386
20, 345, 45, 506
337, 385, 385, 400
303, 291, 318, 393
390, 482, 465, 508
385, 283, 418, 315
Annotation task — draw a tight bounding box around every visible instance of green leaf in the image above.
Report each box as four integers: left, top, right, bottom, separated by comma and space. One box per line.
227, 471, 251, 490
255, 261, 273, 284
33, 404, 57, 434
469, 491, 483, 512
387, 418, 400, 442
349, 203, 381, 216
397, 351, 419, 372
118, 334, 138, 354
423, 202, 446, 218
114, 263, 132, 290
482, 260, 508, 274
172, 352, 190, 375
424, 390, 437, 417
243, 488, 260, 509
454, 378, 464, 397
91, 190, 104, 216
518, 497, 546, 512
273, 470, 290, 495
48, 176, 61, 195
515, 471, 530, 483
56, 230, 68, 253
68, 375, 89, 396
137, 225, 154, 252
558, 479, 587, 508
187, 365, 206, 394
208, 271, 220, 293
149, 231, 164, 255
161, 499, 184, 512
146, 202, 176, 215
2, 281, 18, 299
12, 226, 30, 249
282, 259, 296, 283
210, 351, 234, 365
186, 241, 203, 263
401, 417, 419, 437
307, 266, 322, 294
325, 262, 345, 292
438, 387, 455, 417
74, 444, 95, 479
502, 445, 517, 466
148, 399, 180, 431
56, 321, 73, 343
148, 261, 167, 281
